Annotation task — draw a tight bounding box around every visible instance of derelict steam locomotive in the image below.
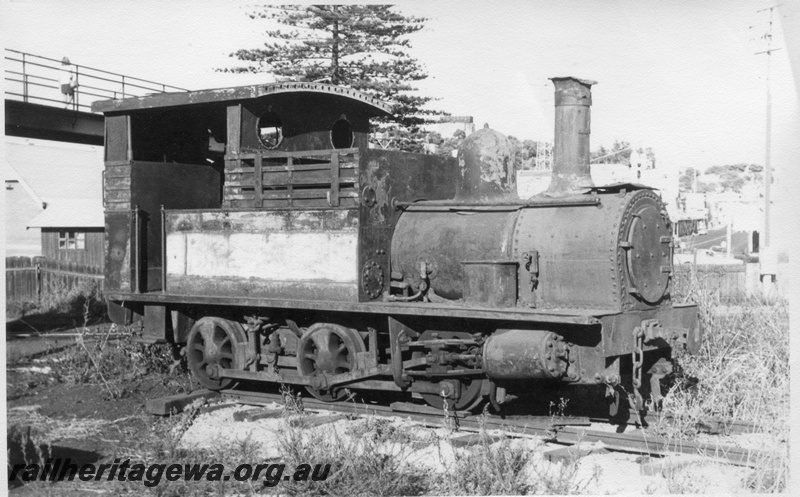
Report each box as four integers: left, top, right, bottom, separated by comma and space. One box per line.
93, 76, 701, 414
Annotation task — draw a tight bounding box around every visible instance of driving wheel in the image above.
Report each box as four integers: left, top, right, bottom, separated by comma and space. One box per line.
186, 317, 246, 390
296, 323, 365, 401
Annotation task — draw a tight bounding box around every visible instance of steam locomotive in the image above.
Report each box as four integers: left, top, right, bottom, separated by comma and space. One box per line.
93, 76, 700, 414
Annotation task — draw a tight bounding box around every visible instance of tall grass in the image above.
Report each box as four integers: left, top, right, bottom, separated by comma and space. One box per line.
668, 267, 789, 424
662, 266, 789, 492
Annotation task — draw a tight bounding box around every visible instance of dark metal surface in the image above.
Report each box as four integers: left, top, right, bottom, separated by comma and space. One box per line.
620, 192, 673, 304
546, 77, 597, 196
455, 125, 516, 201
97, 77, 702, 419
461, 261, 518, 307
93, 81, 393, 116
482, 329, 568, 380
296, 323, 365, 401
600, 305, 699, 357
186, 317, 247, 390
104, 210, 134, 293
5, 100, 104, 145
395, 196, 601, 210
391, 210, 517, 300
106, 291, 607, 323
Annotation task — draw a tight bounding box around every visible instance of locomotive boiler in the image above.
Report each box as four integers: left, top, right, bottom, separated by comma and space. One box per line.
93, 76, 701, 415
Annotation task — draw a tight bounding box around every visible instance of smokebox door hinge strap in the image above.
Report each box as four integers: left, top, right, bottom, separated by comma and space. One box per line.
631, 325, 644, 411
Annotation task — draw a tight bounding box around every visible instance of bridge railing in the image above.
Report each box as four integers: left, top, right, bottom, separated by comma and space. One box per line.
4, 48, 189, 112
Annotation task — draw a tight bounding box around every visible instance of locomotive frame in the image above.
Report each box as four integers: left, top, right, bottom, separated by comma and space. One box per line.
93, 78, 700, 414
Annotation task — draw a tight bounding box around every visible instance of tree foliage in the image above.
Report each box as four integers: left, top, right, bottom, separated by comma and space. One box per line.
222, 5, 438, 152
679, 168, 701, 192
591, 140, 632, 165
427, 130, 538, 170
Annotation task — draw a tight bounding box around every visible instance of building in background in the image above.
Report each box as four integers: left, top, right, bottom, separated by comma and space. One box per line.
4, 137, 104, 265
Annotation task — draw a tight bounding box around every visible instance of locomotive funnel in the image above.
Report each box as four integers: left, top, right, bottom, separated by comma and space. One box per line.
547, 77, 597, 196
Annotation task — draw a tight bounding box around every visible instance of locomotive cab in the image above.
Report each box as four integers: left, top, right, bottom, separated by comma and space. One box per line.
93, 83, 457, 324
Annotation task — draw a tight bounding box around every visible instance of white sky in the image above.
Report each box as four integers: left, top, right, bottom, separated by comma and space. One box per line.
1, 0, 797, 173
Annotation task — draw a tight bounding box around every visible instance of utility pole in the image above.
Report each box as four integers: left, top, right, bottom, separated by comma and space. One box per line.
754, 4, 782, 293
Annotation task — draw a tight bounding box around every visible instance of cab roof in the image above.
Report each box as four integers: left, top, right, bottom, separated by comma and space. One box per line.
92, 81, 394, 118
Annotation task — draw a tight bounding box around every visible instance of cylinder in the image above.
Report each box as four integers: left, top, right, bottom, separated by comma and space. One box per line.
546, 77, 597, 196
482, 329, 568, 380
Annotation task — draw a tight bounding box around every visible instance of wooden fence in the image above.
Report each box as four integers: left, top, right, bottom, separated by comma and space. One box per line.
6, 256, 104, 303
673, 263, 746, 300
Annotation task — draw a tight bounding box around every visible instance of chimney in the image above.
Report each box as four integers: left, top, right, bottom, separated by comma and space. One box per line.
546, 77, 597, 196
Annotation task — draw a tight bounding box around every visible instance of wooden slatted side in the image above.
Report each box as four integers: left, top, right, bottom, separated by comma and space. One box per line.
104, 163, 132, 211
223, 148, 359, 209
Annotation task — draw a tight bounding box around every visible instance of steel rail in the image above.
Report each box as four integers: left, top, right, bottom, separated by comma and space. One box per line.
217, 389, 772, 468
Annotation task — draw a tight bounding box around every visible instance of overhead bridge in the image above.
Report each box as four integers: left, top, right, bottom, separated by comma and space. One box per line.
4, 48, 188, 145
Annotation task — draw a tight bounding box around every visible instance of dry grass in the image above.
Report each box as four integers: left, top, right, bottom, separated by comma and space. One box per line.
277, 416, 433, 496
659, 266, 790, 492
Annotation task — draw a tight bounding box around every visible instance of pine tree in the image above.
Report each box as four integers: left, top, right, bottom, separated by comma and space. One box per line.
221, 5, 438, 152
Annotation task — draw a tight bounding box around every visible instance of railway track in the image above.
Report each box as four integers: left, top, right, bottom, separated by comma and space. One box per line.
149, 388, 773, 469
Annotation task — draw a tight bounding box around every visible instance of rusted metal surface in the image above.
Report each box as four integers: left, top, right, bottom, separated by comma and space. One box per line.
461, 261, 518, 307
482, 329, 568, 380
296, 323, 365, 400
167, 276, 359, 302
391, 210, 517, 300
455, 124, 516, 201
142, 305, 169, 344
93, 82, 393, 116
514, 188, 674, 311
165, 207, 358, 232
186, 317, 248, 390
621, 192, 673, 304
600, 304, 699, 357
110, 161, 223, 292
359, 148, 458, 227
95, 77, 703, 418
104, 210, 134, 292
546, 77, 597, 196
105, 291, 608, 324
164, 208, 359, 302
394, 196, 601, 210
358, 149, 457, 302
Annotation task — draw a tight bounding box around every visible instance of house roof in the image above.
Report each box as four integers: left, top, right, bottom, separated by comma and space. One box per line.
5, 138, 104, 228
28, 198, 104, 228
92, 81, 395, 117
